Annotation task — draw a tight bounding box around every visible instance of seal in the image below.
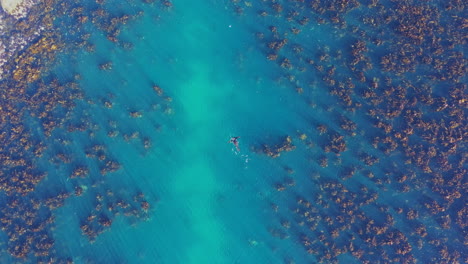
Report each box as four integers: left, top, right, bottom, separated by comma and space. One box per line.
229, 136, 240, 152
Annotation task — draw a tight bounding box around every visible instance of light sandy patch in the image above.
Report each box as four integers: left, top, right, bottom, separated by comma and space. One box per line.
1, 0, 24, 14
1, 0, 36, 18
171, 60, 229, 264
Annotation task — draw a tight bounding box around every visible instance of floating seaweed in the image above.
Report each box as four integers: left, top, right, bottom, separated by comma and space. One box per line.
229, 0, 466, 262
0, 0, 171, 261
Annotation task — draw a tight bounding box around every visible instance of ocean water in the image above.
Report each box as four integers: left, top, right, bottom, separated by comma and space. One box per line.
39, 1, 304, 263
0, 0, 466, 263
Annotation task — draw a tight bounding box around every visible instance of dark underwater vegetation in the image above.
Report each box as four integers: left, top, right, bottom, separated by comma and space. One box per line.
0, 0, 466, 263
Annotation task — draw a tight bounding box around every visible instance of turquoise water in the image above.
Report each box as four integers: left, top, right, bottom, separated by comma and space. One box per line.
47, 1, 305, 263
0, 0, 466, 263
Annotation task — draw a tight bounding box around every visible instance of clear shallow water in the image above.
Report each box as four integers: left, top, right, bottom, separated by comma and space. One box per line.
0, 0, 466, 263
46, 1, 304, 263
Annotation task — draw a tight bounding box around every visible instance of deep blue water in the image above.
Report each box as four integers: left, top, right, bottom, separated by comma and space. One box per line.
0, 0, 466, 263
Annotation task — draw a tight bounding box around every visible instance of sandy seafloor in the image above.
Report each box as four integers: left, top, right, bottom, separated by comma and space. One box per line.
53, 2, 306, 262
0, 0, 466, 263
